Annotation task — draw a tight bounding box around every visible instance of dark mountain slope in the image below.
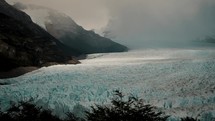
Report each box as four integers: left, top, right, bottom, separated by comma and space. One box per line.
12, 3, 128, 54
46, 11, 128, 54
0, 0, 79, 73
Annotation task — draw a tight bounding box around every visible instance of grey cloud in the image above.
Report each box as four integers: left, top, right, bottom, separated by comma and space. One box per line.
6, 0, 215, 48
6, 0, 109, 31
104, 0, 215, 48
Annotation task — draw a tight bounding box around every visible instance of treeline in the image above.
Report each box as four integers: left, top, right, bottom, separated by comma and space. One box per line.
0, 91, 199, 121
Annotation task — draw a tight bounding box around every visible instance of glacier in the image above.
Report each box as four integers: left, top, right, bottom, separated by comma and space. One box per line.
0, 48, 215, 120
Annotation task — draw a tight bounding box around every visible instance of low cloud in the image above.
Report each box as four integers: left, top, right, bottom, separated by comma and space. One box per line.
6, 0, 215, 48
104, 0, 215, 48
6, 0, 109, 31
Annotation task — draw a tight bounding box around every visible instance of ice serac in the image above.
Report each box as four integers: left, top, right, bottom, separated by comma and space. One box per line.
13, 4, 128, 54
0, 49, 215, 120
0, 0, 80, 73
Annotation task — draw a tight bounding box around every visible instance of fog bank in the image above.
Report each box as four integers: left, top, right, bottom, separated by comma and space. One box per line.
6, 0, 215, 48
104, 0, 215, 48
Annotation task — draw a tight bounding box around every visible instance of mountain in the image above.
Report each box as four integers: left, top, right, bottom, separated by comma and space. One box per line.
191, 36, 215, 48
0, 0, 79, 74
202, 36, 215, 43
13, 3, 128, 54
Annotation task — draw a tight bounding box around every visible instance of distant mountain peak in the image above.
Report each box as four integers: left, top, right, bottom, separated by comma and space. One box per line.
0, 0, 79, 75
13, 3, 128, 54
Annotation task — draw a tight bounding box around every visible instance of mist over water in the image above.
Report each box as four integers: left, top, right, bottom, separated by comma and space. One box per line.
6, 0, 215, 49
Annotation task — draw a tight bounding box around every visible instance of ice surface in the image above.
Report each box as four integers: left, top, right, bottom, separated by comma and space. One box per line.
0, 48, 215, 120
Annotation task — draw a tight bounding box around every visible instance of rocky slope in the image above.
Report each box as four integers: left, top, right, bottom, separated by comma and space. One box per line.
0, 0, 79, 74
13, 3, 128, 54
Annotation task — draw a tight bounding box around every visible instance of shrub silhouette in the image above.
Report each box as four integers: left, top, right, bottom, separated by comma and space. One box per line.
181, 117, 200, 121
66, 112, 85, 121
0, 91, 202, 121
86, 90, 169, 121
0, 101, 61, 121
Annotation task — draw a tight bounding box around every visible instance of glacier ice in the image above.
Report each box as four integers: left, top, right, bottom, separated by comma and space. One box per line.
0, 48, 215, 120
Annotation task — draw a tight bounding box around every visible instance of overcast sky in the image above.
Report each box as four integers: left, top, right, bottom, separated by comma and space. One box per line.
6, 0, 215, 48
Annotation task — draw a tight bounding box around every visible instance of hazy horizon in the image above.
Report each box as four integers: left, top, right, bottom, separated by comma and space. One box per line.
6, 0, 215, 48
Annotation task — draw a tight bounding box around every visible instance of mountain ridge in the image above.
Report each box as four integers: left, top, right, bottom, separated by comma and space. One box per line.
12, 3, 128, 54
0, 0, 79, 78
